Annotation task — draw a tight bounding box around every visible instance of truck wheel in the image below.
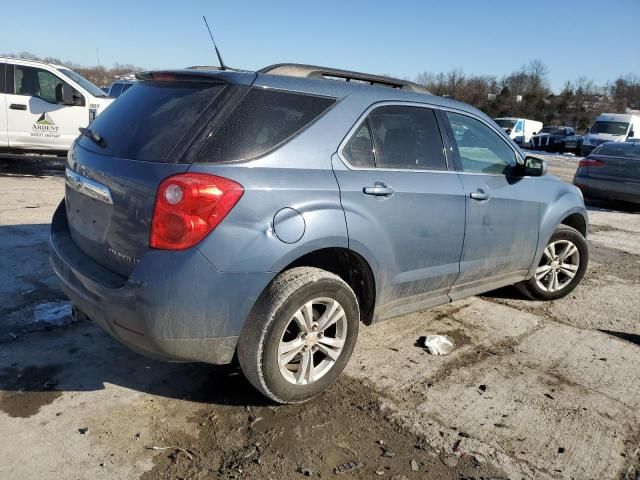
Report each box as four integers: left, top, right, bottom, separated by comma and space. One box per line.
238, 267, 359, 404
518, 225, 588, 301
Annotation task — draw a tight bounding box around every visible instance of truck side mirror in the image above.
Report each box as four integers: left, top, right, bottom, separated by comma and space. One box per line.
630, 130, 635, 138
56, 83, 75, 105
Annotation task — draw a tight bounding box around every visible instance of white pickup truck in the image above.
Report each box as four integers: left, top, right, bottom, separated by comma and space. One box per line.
0, 57, 113, 155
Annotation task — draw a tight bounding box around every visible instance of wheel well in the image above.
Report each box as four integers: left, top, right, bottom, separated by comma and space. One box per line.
285, 248, 376, 325
560, 213, 587, 237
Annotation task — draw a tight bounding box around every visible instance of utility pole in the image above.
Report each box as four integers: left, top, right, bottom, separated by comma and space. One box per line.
96, 48, 101, 66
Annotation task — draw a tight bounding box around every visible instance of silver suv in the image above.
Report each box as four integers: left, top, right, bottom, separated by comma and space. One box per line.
50, 64, 588, 403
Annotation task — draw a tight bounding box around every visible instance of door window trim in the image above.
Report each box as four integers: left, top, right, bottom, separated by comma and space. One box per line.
337, 100, 453, 173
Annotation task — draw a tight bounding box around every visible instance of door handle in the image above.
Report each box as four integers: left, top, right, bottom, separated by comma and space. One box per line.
363, 184, 394, 196
10, 104, 27, 111
470, 190, 489, 201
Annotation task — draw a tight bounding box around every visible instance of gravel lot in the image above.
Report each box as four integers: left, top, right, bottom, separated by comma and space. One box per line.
1, 153, 638, 480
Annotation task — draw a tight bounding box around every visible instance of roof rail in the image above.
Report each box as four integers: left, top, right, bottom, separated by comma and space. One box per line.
258, 63, 430, 94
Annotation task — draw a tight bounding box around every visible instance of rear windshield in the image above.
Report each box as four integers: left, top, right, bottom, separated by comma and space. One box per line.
79, 81, 226, 162
594, 143, 640, 159
590, 121, 629, 135
196, 88, 335, 163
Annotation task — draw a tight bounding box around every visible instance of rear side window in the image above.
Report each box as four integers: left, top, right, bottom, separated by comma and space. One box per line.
365, 105, 447, 170
343, 121, 376, 168
197, 88, 335, 163
79, 81, 226, 162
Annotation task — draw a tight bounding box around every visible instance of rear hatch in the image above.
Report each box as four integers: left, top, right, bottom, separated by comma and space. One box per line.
584, 143, 640, 183
65, 71, 254, 277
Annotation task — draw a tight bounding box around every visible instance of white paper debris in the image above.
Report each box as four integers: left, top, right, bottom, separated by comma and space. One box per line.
33, 301, 72, 326
421, 335, 455, 355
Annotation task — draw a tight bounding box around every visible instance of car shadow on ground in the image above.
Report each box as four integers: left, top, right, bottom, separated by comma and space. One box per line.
586, 198, 640, 214
0, 320, 270, 415
0, 154, 65, 178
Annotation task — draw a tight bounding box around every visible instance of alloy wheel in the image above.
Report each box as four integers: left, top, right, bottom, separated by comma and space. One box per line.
534, 239, 580, 293
277, 297, 348, 385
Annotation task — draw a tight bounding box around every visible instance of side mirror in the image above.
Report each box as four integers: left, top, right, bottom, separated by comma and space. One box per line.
56, 83, 76, 105
532, 131, 537, 135
55, 84, 84, 106
585, 128, 590, 133
523, 156, 547, 176
629, 130, 635, 138
506, 128, 512, 135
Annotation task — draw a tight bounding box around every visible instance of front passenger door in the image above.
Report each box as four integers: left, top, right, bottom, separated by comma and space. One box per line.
444, 111, 540, 298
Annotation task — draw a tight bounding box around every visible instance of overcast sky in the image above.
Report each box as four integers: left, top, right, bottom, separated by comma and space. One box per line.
2, 0, 639, 92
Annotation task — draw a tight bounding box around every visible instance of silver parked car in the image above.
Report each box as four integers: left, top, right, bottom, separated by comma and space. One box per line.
50, 63, 589, 403
574, 141, 640, 204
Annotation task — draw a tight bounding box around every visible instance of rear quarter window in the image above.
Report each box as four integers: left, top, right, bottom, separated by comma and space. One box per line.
79, 81, 226, 162
196, 88, 335, 163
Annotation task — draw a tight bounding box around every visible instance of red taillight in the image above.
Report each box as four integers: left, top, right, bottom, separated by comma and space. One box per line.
578, 158, 605, 168
150, 173, 243, 250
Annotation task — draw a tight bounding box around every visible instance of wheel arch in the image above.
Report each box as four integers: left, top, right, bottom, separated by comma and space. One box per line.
280, 247, 377, 325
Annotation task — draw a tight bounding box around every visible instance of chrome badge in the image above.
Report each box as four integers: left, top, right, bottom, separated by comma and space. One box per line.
65, 168, 113, 205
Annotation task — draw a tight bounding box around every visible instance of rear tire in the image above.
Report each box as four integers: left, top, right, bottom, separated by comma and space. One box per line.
519, 225, 588, 300
237, 267, 360, 404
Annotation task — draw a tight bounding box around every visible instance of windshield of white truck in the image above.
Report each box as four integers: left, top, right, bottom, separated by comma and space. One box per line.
590, 121, 629, 136
494, 119, 517, 129
59, 68, 108, 97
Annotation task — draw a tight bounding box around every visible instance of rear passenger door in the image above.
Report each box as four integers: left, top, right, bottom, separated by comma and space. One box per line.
332, 103, 466, 319
0, 60, 7, 148
443, 111, 540, 298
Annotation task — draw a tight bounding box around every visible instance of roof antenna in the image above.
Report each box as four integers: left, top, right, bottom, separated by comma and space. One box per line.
202, 16, 228, 70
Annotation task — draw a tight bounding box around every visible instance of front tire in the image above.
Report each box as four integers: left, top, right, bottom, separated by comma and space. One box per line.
237, 267, 360, 404
519, 225, 588, 300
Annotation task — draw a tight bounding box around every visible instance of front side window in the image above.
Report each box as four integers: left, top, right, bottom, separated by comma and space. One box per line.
14, 65, 67, 103
447, 112, 517, 174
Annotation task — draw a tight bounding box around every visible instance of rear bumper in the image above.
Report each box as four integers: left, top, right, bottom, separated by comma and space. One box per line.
573, 174, 640, 204
49, 201, 273, 364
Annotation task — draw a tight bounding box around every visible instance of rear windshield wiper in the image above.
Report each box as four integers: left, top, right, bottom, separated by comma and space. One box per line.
79, 127, 107, 148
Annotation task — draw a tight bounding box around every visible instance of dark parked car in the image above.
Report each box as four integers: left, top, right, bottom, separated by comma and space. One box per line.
530, 126, 583, 154
50, 63, 589, 403
108, 79, 136, 98
574, 142, 640, 204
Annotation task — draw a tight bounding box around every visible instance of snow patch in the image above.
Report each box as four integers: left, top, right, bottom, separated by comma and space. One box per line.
33, 301, 72, 326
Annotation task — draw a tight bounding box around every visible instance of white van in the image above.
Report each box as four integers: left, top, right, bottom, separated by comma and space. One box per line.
582, 113, 640, 155
494, 117, 543, 148
0, 57, 113, 154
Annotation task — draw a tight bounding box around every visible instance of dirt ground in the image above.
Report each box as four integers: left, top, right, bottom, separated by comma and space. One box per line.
1, 153, 639, 480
